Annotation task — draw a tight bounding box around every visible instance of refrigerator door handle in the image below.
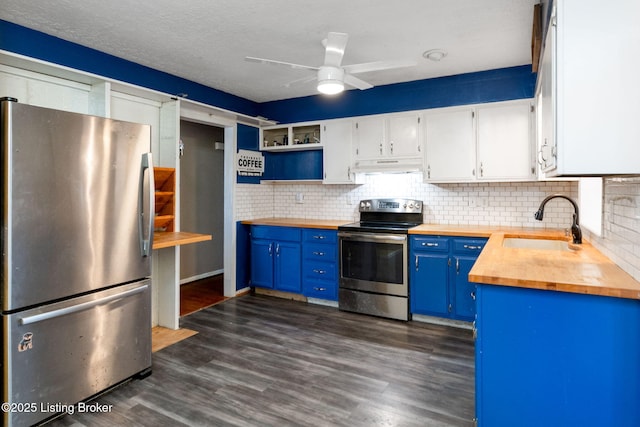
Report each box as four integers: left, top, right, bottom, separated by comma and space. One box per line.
18, 283, 149, 326
138, 153, 154, 257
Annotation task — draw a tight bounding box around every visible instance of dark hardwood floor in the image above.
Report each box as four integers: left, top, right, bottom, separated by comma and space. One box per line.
49, 295, 475, 427
180, 274, 227, 316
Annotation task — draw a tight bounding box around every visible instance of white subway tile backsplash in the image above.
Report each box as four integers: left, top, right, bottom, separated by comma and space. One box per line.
238, 173, 579, 228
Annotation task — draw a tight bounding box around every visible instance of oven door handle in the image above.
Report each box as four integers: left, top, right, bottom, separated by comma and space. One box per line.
338, 232, 407, 242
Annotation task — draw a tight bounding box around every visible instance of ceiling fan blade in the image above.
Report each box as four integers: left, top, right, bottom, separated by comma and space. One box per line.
245, 56, 318, 72
344, 74, 373, 90
343, 59, 417, 75
283, 75, 317, 88
323, 32, 349, 67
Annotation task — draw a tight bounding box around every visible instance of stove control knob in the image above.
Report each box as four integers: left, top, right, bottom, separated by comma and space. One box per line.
409, 203, 414, 209
360, 202, 366, 209
365, 202, 371, 209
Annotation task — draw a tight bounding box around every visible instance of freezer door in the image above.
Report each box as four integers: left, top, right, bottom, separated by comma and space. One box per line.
1, 280, 152, 427
1, 101, 154, 310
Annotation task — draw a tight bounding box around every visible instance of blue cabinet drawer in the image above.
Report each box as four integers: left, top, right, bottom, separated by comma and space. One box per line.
303, 261, 336, 281
303, 243, 337, 261
303, 280, 338, 301
411, 236, 449, 252
251, 225, 301, 242
452, 238, 487, 254
302, 229, 337, 244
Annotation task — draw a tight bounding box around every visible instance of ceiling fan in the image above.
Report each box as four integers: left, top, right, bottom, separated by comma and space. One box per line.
245, 32, 416, 95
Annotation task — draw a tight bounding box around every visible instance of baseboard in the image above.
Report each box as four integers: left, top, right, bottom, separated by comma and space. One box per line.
411, 314, 473, 330
235, 287, 251, 296
180, 269, 223, 285
253, 287, 307, 302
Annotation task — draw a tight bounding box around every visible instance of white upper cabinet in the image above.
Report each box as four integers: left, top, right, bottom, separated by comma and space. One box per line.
424, 107, 476, 181
353, 116, 385, 159
476, 100, 535, 180
537, 0, 640, 176
352, 112, 422, 172
424, 100, 535, 182
387, 113, 423, 158
322, 119, 355, 184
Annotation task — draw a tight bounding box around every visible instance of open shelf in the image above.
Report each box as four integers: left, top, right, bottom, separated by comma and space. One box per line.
154, 167, 175, 232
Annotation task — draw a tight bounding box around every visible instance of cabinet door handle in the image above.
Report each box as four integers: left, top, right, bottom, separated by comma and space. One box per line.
313, 287, 327, 292
313, 269, 326, 275
415, 255, 419, 270
312, 251, 325, 256
422, 242, 438, 247
268, 243, 273, 256
480, 162, 484, 177
275, 243, 280, 256
427, 164, 431, 179
313, 235, 326, 240
456, 258, 460, 273
379, 142, 383, 155
390, 141, 394, 155
470, 291, 476, 301
463, 245, 482, 250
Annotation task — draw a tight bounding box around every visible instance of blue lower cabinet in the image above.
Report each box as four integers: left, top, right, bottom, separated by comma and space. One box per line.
410, 235, 486, 321
301, 229, 338, 301
475, 284, 640, 427
250, 226, 338, 300
411, 252, 449, 316
273, 240, 302, 292
250, 238, 275, 288
453, 257, 477, 319
250, 226, 301, 293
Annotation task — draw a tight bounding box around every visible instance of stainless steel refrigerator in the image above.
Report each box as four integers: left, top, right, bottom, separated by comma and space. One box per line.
1, 98, 154, 426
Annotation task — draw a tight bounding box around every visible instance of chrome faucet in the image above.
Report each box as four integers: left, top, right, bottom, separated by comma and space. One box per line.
534, 194, 582, 244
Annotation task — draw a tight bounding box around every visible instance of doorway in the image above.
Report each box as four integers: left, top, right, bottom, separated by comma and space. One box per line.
179, 120, 225, 313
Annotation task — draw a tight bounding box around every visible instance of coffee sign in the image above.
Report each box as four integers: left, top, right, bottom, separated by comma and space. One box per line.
237, 149, 264, 176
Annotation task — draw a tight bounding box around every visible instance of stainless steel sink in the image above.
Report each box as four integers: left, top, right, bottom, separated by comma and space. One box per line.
502, 237, 573, 251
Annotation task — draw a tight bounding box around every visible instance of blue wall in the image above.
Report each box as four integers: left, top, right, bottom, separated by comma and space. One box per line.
0, 19, 259, 117
259, 65, 536, 123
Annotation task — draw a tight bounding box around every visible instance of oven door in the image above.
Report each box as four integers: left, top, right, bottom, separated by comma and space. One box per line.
338, 231, 408, 297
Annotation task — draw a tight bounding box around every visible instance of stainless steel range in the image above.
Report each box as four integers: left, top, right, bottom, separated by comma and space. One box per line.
338, 198, 423, 321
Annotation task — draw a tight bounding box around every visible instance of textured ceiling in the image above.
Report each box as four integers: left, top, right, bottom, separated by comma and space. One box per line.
0, 0, 538, 103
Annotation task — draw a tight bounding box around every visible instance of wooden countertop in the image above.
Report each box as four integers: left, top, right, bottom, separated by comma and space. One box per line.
153, 231, 212, 250
469, 231, 640, 300
409, 224, 566, 238
241, 218, 348, 229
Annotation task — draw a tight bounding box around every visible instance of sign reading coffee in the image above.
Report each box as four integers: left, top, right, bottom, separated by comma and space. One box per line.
237, 150, 264, 176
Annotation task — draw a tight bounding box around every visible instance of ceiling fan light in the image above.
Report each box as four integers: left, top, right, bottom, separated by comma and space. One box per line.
317, 66, 345, 95
317, 80, 344, 95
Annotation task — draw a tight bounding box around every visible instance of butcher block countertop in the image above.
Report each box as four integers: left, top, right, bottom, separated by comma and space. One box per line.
241, 218, 347, 229
153, 231, 212, 250
468, 231, 640, 300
